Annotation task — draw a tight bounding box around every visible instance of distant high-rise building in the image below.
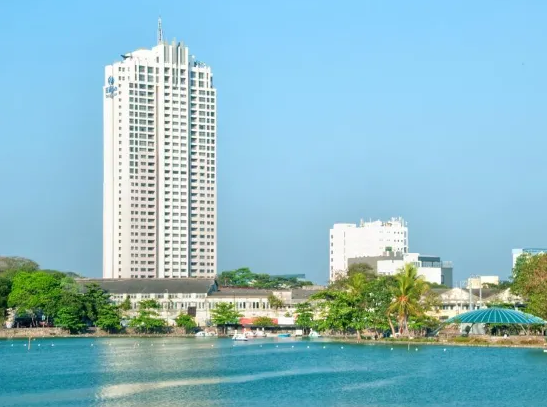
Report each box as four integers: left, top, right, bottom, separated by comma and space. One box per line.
329, 217, 408, 281
103, 20, 217, 279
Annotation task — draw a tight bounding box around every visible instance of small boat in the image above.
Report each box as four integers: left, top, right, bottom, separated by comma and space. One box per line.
195, 331, 217, 337
232, 333, 248, 341
308, 330, 322, 338
277, 333, 291, 338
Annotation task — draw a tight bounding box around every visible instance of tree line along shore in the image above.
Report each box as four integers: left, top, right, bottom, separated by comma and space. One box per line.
1, 255, 547, 342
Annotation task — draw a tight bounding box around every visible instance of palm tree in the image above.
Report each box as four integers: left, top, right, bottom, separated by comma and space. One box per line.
388, 263, 428, 336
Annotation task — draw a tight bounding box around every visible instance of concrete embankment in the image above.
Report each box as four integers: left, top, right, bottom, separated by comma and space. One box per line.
0, 327, 198, 339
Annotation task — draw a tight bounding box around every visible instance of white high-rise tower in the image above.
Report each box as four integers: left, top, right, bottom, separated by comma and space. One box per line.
103, 21, 217, 279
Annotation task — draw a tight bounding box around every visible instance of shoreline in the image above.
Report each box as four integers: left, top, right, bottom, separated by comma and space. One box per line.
1, 332, 546, 350
329, 337, 547, 350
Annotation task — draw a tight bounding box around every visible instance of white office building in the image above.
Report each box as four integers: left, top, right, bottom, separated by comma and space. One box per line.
329, 217, 408, 281
103, 20, 217, 279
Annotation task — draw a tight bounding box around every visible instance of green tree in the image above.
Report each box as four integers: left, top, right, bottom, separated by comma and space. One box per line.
82, 283, 111, 324
295, 302, 315, 335
55, 306, 86, 333
139, 299, 161, 310
313, 290, 357, 337
387, 264, 430, 337
119, 296, 132, 311
8, 271, 63, 325
210, 302, 242, 334
129, 310, 166, 333
512, 253, 547, 320
218, 268, 255, 287
129, 299, 166, 333
362, 276, 398, 337
253, 316, 277, 327
0, 256, 39, 273
96, 304, 122, 333
347, 263, 376, 279
267, 293, 284, 310
218, 268, 313, 289
175, 313, 197, 333
0, 276, 11, 322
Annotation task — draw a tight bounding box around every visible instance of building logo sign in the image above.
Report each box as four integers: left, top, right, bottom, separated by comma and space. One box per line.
105, 76, 118, 98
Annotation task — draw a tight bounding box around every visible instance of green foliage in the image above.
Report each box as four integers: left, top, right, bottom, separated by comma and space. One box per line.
511, 253, 547, 320
361, 276, 398, 334
8, 271, 64, 322
139, 299, 161, 310
3, 267, 121, 334
0, 276, 11, 320
329, 263, 375, 290
388, 264, 434, 336
217, 268, 313, 289
55, 306, 87, 333
175, 313, 197, 332
347, 263, 375, 279
313, 290, 357, 335
0, 256, 39, 273
267, 294, 284, 310
96, 304, 122, 333
210, 302, 242, 333
428, 282, 449, 289
82, 284, 111, 324
129, 309, 166, 333
119, 296, 132, 311
311, 264, 437, 339
483, 281, 512, 289
218, 268, 255, 286
486, 302, 515, 309
253, 316, 277, 327
295, 302, 315, 334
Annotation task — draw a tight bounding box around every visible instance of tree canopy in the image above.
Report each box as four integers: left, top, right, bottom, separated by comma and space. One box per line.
1, 261, 123, 334
217, 268, 313, 289
253, 316, 277, 327
175, 313, 197, 332
310, 264, 438, 339
210, 302, 242, 334
512, 253, 547, 320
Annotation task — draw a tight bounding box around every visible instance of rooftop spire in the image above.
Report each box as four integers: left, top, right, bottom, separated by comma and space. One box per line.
157, 16, 163, 44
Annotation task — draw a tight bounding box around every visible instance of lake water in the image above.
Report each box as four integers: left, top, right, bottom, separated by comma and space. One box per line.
0, 337, 546, 406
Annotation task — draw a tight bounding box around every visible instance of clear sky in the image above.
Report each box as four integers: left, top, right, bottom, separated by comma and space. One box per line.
1, 0, 546, 284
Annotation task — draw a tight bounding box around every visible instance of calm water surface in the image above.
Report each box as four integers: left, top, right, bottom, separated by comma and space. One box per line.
0, 337, 546, 406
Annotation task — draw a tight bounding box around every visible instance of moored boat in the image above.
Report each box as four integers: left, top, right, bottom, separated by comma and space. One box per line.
232, 333, 248, 341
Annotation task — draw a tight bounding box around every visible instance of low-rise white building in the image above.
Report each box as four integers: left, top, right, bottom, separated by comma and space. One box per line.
329, 217, 408, 281
348, 252, 453, 287
78, 279, 321, 326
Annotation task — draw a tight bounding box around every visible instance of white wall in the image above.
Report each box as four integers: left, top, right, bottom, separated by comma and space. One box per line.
329, 217, 408, 281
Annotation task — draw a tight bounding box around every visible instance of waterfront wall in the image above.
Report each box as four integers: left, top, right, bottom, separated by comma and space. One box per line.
0, 327, 207, 338
0, 328, 67, 338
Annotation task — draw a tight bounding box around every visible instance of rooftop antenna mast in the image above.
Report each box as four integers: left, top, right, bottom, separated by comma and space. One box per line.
157, 16, 163, 44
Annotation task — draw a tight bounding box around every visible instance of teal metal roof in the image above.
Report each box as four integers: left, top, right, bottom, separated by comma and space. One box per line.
445, 308, 546, 325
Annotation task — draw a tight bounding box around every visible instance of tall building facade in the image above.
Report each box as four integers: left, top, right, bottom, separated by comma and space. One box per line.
329, 217, 408, 281
103, 21, 217, 279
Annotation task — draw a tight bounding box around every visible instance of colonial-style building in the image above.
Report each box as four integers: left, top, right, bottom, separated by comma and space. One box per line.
429, 288, 523, 321
77, 279, 322, 326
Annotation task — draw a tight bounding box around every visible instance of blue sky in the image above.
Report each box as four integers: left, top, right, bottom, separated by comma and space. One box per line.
1, 0, 546, 284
